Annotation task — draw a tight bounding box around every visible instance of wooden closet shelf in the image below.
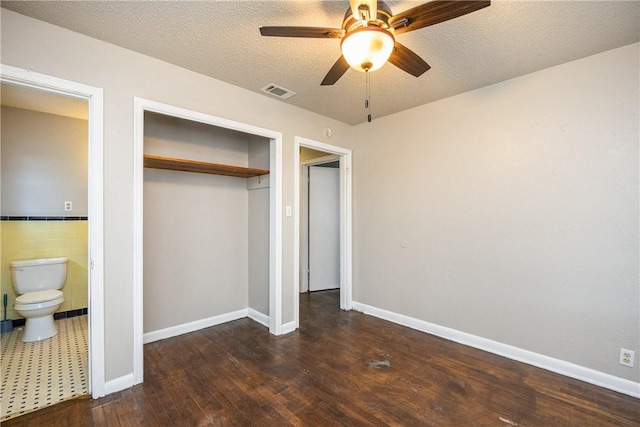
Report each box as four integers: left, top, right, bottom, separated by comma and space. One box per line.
144, 155, 269, 178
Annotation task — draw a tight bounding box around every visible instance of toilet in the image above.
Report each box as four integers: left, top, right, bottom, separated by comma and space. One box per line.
10, 257, 67, 343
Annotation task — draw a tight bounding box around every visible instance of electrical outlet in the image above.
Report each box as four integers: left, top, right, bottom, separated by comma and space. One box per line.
64, 201, 72, 211
619, 348, 635, 367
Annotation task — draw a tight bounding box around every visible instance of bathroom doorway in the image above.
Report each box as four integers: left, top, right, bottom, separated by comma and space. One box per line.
0, 72, 104, 420
0, 65, 104, 420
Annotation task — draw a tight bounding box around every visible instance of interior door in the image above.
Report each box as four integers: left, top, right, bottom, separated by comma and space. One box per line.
308, 165, 340, 291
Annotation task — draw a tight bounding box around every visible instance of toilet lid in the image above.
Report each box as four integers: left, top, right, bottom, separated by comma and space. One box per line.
15, 290, 63, 304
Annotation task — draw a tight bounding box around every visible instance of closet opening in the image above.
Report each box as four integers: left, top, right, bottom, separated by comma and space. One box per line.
132, 99, 283, 385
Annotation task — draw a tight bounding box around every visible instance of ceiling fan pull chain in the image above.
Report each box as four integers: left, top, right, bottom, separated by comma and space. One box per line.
364, 72, 369, 109
366, 71, 372, 123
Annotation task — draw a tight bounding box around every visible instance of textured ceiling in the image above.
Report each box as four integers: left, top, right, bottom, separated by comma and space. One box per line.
2, 1, 639, 125
0, 83, 88, 120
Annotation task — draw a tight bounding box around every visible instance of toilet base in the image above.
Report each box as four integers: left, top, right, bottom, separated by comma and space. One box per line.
21, 315, 58, 342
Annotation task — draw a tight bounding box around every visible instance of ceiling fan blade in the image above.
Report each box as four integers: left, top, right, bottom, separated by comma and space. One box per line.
349, 0, 377, 21
388, 42, 431, 77
321, 56, 350, 86
389, 1, 490, 35
260, 26, 344, 38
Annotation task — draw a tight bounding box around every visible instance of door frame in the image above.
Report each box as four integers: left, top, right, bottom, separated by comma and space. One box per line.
0, 64, 106, 397
300, 156, 340, 293
294, 137, 352, 328
132, 98, 283, 385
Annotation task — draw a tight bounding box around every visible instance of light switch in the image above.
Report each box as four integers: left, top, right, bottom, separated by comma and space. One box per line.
286, 205, 292, 217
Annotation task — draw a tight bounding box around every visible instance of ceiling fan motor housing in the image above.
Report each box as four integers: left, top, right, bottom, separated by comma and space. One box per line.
342, 1, 393, 32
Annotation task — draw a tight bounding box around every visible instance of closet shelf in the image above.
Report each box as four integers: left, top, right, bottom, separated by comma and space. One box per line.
144, 154, 269, 178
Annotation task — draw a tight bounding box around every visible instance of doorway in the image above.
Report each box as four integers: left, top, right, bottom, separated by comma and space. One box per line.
301, 160, 340, 293
294, 137, 352, 329
0, 65, 106, 403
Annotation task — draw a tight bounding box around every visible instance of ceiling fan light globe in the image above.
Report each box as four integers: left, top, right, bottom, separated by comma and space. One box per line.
340, 26, 395, 73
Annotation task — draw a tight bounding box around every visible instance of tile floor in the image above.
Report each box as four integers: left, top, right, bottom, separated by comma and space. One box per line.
0, 315, 88, 421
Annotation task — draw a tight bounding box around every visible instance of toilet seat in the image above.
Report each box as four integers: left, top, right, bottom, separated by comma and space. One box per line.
16, 290, 63, 304
15, 290, 64, 311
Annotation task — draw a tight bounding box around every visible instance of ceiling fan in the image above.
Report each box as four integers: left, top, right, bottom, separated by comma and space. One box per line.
260, 0, 491, 86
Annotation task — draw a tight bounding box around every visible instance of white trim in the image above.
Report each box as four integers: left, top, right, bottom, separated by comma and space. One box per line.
300, 165, 309, 294
144, 309, 248, 344
248, 309, 270, 328
352, 301, 640, 399
86, 79, 106, 400
294, 137, 353, 330
132, 98, 284, 386
104, 374, 134, 395
0, 64, 106, 398
281, 320, 297, 335
270, 134, 283, 335
340, 152, 353, 311
294, 146, 301, 328
132, 97, 145, 386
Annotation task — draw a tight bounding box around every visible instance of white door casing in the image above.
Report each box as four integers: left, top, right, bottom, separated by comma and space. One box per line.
294, 136, 352, 329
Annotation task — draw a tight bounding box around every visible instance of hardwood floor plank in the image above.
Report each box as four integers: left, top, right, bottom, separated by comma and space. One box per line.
3, 290, 639, 426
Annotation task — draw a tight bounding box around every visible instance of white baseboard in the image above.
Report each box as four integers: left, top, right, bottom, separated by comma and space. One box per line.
280, 320, 296, 335
113, 308, 293, 397
248, 308, 269, 328
143, 309, 248, 344
352, 301, 640, 399
104, 373, 134, 395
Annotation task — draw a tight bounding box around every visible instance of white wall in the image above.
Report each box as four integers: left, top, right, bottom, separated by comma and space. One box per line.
248, 185, 270, 316
0, 9, 352, 383
1, 106, 88, 216
4, 6, 637, 392
143, 113, 255, 333
352, 43, 639, 383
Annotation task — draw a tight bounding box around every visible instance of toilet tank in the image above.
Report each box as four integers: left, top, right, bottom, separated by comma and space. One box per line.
10, 257, 68, 294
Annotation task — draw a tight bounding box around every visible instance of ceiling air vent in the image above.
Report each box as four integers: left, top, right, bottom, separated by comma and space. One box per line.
260, 83, 296, 100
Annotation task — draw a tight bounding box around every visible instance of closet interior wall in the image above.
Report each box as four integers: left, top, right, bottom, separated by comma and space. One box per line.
143, 112, 270, 335
247, 136, 270, 318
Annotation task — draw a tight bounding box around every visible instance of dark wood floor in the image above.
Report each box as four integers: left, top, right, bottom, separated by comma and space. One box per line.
4, 290, 639, 426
